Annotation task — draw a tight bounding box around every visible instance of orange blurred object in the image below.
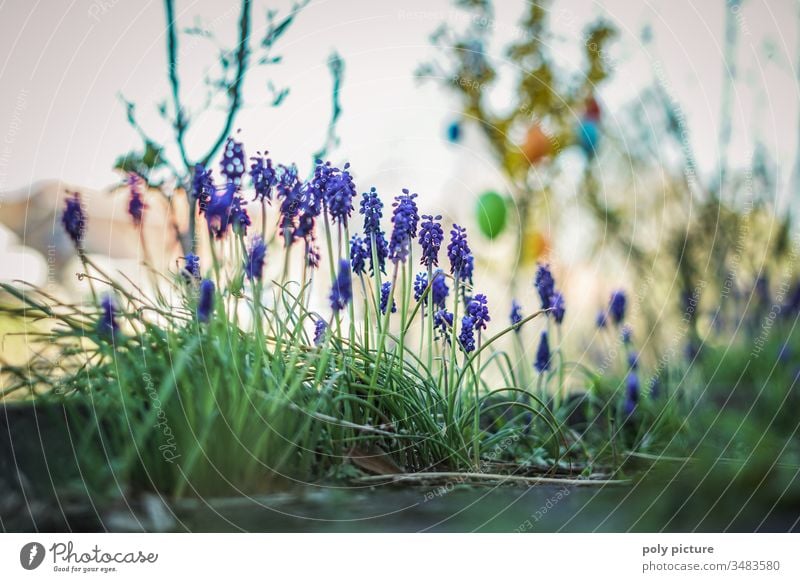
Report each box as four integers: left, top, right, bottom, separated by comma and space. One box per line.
521, 229, 550, 265
521, 124, 551, 164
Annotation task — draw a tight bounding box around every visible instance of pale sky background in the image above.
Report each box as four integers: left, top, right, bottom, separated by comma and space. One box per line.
0, 0, 797, 198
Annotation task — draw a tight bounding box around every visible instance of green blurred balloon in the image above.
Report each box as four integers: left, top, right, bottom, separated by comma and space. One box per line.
476, 191, 508, 239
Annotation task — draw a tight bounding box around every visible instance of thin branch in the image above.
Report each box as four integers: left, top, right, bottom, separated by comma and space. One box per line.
164, 0, 191, 170
200, 0, 252, 167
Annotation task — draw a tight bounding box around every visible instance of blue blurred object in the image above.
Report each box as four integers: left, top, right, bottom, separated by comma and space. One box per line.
446, 120, 462, 143
576, 118, 600, 157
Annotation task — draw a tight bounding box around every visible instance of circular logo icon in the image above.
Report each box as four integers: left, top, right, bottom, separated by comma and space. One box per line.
20, 542, 46, 570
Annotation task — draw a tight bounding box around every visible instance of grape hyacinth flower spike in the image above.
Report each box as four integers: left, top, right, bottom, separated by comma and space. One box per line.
360, 188, 388, 274
389, 189, 419, 263
324, 162, 357, 226
621, 324, 633, 345
550, 292, 565, 324
61, 191, 86, 249
230, 195, 251, 237
534, 331, 551, 373
220, 137, 246, 185
510, 299, 523, 332
380, 282, 397, 314
419, 214, 444, 267
458, 315, 476, 353
244, 236, 267, 281
192, 163, 215, 214
98, 294, 119, 339
609, 290, 627, 325
350, 234, 368, 276
624, 370, 640, 416
205, 182, 236, 239
466, 294, 490, 330
313, 319, 328, 346
197, 279, 215, 323
127, 173, 146, 226
534, 263, 555, 309
249, 152, 278, 201
183, 254, 201, 282
434, 309, 454, 344
447, 224, 472, 280
330, 259, 353, 312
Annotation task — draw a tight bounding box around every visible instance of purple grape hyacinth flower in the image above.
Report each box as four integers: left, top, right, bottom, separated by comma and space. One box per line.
447, 224, 473, 280
510, 299, 523, 332
621, 324, 633, 345
389, 189, 419, 263
350, 234, 368, 276
360, 187, 383, 235
534, 331, 551, 373
624, 371, 640, 416
313, 319, 327, 346
244, 236, 267, 281
366, 231, 389, 275
205, 182, 236, 239
220, 137, 246, 185
419, 214, 444, 268
324, 162, 358, 226
380, 282, 397, 314
197, 279, 215, 323
534, 263, 555, 309
459, 315, 476, 353
61, 191, 86, 248
230, 195, 251, 237
466, 294, 490, 331
192, 163, 215, 214
330, 259, 353, 312
183, 254, 201, 281
127, 173, 146, 226
550, 292, 565, 324
609, 290, 627, 325
434, 309, 454, 344
98, 294, 119, 338
249, 152, 278, 201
